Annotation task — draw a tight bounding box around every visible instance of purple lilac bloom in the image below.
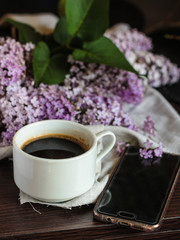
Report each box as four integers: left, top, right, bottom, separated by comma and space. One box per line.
127, 50, 180, 87
0, 37, 27, 97
66, 56, 145, 106
139, 139, 153, 159
139, 148, 153, 159
143, 139, 153, 149
105, 25, 153, 53
143, 116, 156, 136
154, 142, 163, 157
139, 140, 163, 160
105, 26, 180, 88
0, 37, 141, 145
116, 141, 130, 156
0, 78, 76, 145
0, 27, 179, 146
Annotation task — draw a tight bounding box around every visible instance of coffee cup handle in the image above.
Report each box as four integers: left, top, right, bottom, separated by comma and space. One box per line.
96, 130, 116, 163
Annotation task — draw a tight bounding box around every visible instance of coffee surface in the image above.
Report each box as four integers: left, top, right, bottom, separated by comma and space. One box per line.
22, 136, 86, 159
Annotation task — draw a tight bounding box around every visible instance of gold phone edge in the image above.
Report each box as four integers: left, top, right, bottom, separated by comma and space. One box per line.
93, 147, 180, 232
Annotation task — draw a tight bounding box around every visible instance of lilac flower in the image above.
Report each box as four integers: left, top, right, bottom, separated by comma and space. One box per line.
139, 140, 163, 160
127, 50, 180, 87
154, 142, 163, 157
105, 26, 153, 53
116, 141, 130, 156
66, 57, 145, 106
139, 148, 153, 159
0, 28, 178, 146
143, 116, 156, 136
105, 26, 180, 87
143, 139, 153, 149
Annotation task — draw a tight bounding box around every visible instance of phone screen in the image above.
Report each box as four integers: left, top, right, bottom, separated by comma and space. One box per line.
96, 146, 180, 225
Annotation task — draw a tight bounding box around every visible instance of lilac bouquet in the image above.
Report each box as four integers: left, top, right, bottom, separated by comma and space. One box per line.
0, 26, 179, 146
106, 26, 180, 87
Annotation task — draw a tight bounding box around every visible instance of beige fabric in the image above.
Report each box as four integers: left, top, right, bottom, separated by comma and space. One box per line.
0, 13, 58, 34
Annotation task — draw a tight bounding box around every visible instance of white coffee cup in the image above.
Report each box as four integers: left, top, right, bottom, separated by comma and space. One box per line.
13, 120, 116, 202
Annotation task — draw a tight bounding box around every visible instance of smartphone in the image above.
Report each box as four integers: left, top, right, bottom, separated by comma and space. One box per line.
93, 146, 180, 231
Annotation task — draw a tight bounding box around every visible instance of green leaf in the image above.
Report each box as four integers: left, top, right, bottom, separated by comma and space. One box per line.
66, 0, 109, 42
33, 42, 49, 83
58, 0, 67, 17
6, 18, 42, 44
72, 36, 138, 74
41, 54, 70, 85
33, 42, 69, 85
53, 17, 71, 45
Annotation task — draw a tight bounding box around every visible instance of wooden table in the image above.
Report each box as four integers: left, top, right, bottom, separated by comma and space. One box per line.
0, 103, 179, 240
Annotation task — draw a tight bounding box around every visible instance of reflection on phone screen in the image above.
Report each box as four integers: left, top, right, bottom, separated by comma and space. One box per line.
97, 146, 180, 225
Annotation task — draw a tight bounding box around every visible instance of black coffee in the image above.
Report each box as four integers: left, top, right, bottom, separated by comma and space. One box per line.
22, 135, 87, 159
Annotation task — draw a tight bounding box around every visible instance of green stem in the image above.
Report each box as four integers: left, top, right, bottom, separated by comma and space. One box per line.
50, 44, 73, 56
50, 45, 63, 55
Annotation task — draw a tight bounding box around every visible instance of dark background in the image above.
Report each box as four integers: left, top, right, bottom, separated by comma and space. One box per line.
0, 0, 179, 31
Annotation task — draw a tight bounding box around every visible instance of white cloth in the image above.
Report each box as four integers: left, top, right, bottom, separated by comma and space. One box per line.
0, 86, 179, 209
0, 13, 58, 35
